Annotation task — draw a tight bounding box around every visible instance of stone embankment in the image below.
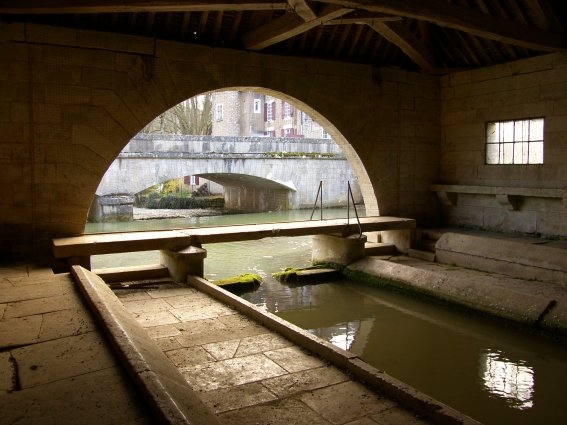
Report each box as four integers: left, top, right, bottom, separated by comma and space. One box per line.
133, 207, 226, 220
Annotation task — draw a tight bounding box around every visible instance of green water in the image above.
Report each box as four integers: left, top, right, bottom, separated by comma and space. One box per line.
87, 208, 567, 425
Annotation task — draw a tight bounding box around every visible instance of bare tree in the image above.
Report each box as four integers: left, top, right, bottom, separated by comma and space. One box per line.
140, 94, 212, 135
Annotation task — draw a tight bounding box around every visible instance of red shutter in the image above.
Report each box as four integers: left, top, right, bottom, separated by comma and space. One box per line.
281, 102, 285, 119
290, 105, 295, 117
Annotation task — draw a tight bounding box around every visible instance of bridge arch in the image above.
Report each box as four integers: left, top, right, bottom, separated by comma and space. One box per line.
92, 136, 362, 220
213, 86, 379, 214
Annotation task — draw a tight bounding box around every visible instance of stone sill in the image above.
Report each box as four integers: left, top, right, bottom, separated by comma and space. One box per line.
430, 184, 566, 210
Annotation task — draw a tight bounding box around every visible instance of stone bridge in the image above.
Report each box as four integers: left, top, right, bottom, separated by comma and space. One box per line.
91, 134, 362, 221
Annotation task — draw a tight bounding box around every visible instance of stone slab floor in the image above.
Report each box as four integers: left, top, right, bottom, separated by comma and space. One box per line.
0, 263, 152, 425
115, 279, 432, 425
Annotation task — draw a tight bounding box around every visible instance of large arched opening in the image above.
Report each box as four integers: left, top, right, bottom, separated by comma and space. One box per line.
89, 87, 375, 226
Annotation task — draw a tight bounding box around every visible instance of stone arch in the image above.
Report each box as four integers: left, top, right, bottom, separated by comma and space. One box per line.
13, 34, 439, 255
207, 86, 378, 215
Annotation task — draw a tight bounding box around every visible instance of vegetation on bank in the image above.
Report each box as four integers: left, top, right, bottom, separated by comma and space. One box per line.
263, 151, 336, 158
135, 178, 224, 210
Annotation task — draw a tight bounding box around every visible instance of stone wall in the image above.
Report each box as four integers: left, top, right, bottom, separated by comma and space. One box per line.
440, 53, 567, 237
0, 22, 440, 259
124, 134, 344, 155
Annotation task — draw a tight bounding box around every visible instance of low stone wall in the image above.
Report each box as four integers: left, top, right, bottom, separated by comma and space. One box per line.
435, 232, 567, 285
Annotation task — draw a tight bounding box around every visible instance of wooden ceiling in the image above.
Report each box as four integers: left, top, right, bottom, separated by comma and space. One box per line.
1, 0, 566, 74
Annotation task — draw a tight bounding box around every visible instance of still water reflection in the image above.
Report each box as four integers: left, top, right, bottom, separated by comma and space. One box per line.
88, 210, 567, 425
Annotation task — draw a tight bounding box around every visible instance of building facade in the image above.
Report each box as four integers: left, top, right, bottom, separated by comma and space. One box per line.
212, 91, 332, 139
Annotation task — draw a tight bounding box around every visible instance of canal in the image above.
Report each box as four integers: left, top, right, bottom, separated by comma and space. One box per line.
87, 209, 567, 425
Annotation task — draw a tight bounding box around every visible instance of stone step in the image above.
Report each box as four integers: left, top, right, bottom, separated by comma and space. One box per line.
93, 264, 170, 283
364, 242, 396, 256
295, 268, 342, 282
408, 248, 436, 262
417, 239, 437, 253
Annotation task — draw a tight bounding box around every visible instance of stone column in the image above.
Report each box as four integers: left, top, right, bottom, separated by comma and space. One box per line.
311, 233, 367, 266
88, 195, 134, 222
160, 246, 208, 282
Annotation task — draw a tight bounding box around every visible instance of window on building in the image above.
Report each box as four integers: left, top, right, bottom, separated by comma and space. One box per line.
283, 102, 293, 119
322, 129, 331, 139
283, 127, 295, 137
486, 118, 544, 165
265, 101, 275, 122
253, 99, 261, 114
215, 104, 224, 122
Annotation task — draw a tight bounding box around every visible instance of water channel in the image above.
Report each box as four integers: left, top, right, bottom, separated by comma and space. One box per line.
86, 209, 567, 425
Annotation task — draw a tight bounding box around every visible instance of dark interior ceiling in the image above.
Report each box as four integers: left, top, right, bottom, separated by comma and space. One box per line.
1, 0, 566, 74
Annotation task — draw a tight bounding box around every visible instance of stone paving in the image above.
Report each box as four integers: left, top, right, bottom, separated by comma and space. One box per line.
0, 263, 152, 425
115, 280, 433, 425
0, 262, 478, 425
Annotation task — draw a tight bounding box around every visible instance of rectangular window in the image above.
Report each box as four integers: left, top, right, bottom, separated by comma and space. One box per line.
486, 118, 544, 165
283, 102, 292, 119
322, 129, 331, 139
215, 104, 224, 122
266, 101, 275, 122
253, 99, 261, 114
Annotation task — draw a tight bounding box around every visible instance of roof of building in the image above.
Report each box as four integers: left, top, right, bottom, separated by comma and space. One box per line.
1, 1, 566, 74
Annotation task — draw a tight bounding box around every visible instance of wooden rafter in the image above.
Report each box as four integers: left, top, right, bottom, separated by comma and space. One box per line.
369, 20, 436, 71
243, 4, 351, 50
0, 0, 289, 14
287, 0, 316, 21
315, 0, 567, 51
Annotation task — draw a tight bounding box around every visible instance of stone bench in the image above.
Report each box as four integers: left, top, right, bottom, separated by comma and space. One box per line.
430, 184, 566, 210
52, 217, 416, 281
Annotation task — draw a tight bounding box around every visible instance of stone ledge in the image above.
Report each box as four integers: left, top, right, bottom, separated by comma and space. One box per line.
430, 184, 566, 210
71, 265, 221, 425
346, 256, 567, 335
436, 232, 567, 284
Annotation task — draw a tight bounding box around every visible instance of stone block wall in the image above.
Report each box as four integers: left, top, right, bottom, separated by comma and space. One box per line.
440, 53, 567, 237
0, 22, 440, 260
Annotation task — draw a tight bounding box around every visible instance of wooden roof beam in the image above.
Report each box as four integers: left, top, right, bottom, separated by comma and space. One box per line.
369, 21, 436, 71
325, 11, 401, 25
288, 0, 316, 21
243, 3, 352, 50
316, 0, 567, 51
0, 0, 289, 14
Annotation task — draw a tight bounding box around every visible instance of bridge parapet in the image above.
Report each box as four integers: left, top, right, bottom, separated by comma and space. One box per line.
125, 134, 343, 155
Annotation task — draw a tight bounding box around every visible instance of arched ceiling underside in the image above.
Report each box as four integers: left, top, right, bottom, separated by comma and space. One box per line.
196, 173, 297, 191
1, 0, 566, 74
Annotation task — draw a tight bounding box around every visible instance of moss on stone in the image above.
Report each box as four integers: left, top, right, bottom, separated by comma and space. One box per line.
214, 273, 262, 290
273, 264, 338, 282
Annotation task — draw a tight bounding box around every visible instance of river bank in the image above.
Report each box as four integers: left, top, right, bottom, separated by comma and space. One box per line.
133, 207, 227, 220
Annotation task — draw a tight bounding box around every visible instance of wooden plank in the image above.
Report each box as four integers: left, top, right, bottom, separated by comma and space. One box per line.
0, 0, 288, 14
53, 216, 415, 258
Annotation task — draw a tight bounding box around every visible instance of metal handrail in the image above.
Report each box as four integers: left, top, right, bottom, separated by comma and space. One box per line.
309, 180, 323, 220
347, 181, 363, 239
